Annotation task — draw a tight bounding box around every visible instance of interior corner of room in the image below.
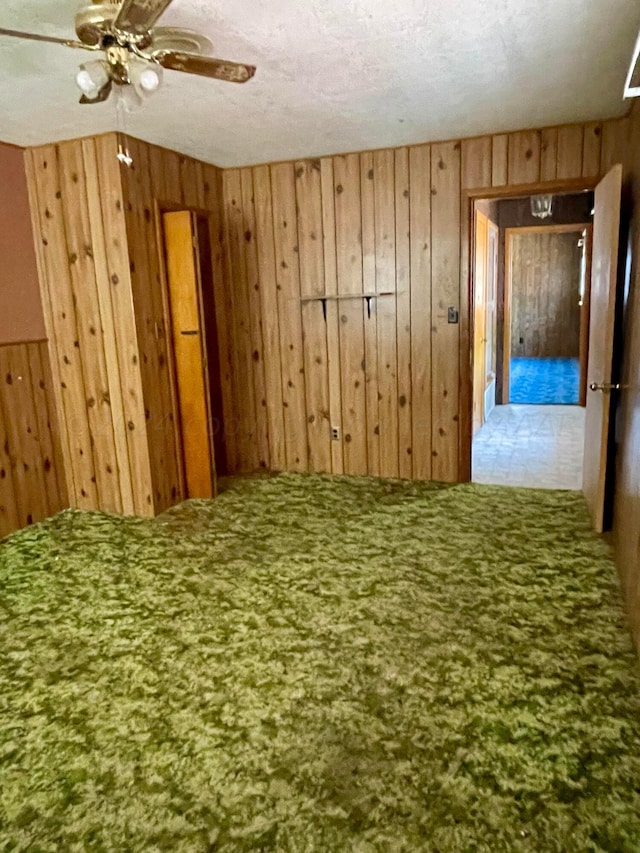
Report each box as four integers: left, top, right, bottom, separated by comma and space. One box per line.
5, 1, 640, 847
2, 11, 640, 629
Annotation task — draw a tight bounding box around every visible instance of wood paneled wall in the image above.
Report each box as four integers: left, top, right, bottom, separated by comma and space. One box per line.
118, 136, 228, 512
614, 101, 640, 651
25, 133, 227, 517
221, 118, 627, 482
0, 341, 67, 538
509, 230, 582, 358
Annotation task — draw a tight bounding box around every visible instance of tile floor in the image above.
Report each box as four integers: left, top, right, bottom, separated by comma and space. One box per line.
472, 404, 585, 490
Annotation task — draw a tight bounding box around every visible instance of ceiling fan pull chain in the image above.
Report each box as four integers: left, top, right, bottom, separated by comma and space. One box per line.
115, 88, 134, 167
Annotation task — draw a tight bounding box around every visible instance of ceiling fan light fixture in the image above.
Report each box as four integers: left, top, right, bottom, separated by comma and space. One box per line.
531, 194, 553, 219
130, 60, 163, 96
76, 59, 111, 97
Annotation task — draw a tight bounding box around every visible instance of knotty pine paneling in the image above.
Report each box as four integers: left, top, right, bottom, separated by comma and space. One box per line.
120, 139, 234, 509
509, 231, 582, 358
0, 341, 67, 538
221, 117, 623, 483
26, 133, 229, 517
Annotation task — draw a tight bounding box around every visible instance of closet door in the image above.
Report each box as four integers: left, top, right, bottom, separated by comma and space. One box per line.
163, 210, 215, 499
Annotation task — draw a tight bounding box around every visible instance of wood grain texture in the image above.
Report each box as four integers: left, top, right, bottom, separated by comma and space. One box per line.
491, 135, 508, 187
583, 164, 622, 533
25, 133, 228, 519
614, 102, 640, 651
508, 230, 582, 358
0, 341, 67, 539
163, 211, 214, 499
431, 141, 461, 482
252, 165, 286, 471
360, 151, 380, 477
296, 159, 331, 472
21, 116, 623, 527
540, 128, 558, 182
240, 168, 270, 470
508, 130, 541, 185
271, 163, 308, 471
373, 149, 399, 478
409, 145, 432, 480
333, 154, 367, 474
557, 125, 584, 180
395, 148, 412, 479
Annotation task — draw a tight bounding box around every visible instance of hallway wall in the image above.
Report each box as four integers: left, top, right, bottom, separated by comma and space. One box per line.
508, 230, 583, 359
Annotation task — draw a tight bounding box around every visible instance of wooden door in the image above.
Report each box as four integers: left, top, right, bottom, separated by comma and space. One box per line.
485, 220, 499, 419
583, 164, 622, 531
473, 210, 489, 434
163, 210, 215, 500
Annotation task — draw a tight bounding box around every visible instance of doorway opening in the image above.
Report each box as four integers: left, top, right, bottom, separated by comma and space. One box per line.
471, 190, 594, 491
161, 210, 227, 501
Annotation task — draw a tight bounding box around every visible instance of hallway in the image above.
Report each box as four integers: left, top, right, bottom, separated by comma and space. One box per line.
472, 404, 585, 490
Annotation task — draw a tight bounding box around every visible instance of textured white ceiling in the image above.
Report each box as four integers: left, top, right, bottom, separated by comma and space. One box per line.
0, 0, 638, 167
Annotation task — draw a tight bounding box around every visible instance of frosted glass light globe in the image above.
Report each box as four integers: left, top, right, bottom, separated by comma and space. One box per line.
76, 68, 96, 95
139, 68, 161, 92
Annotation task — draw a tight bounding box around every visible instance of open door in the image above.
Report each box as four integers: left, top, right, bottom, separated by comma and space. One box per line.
163, 210, 216, 500
582, 164, 623, 531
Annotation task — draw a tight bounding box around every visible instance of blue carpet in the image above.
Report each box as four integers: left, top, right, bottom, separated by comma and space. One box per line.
510, 357, 579, 405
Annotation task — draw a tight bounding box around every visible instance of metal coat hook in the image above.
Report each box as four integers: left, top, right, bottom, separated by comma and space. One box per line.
365, 295, 373, 318
321, 298, 327, 321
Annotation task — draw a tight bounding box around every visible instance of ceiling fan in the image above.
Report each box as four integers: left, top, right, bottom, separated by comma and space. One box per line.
0, 0, 256, 105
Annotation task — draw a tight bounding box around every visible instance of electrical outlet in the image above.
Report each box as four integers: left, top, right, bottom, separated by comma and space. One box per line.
331, 426, 341, 441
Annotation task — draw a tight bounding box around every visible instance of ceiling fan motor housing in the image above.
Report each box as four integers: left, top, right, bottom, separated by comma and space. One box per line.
75, 2, 152, 49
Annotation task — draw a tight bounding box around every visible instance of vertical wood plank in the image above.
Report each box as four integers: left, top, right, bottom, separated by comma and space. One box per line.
0, 354, 20, 536
203, 163, 238, 474
360, 151, 380, 476
557, 125, 584, 179
29, 145, 98, 508
540, 127, 558, 182
24, 149, 76, 505
461, 137, 492, 190
320, 157, 345, 475
295, 159, 331, 473
0, 345, 49, 526
240, 168, 270, 470
395, 148, 412, 478
601, 117, 630, 174
491, 134, 508, 187
373, 149, 399, 479
94, 135, 153, 515
121, 138, 179, 510
58, 140, 122, 513
409, 144, 432, 479
333, 153, 367, 475
459, 138, 491, 482
82, 138, 134, 514
252, 164, 286, 471
508, 130, 541, 185
270, 162, 308, 471
582, 121, 603, 177
27, 343, 67, 514
431, 141, 461, 482
223, 169, 260, 471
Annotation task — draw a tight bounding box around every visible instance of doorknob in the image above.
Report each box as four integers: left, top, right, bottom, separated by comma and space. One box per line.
589, 382, 627, 392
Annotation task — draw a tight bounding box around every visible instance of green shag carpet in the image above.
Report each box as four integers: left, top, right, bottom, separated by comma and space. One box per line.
1, 474, 640, 852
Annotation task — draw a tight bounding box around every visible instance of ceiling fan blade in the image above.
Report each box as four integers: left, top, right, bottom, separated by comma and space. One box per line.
79, 79, 113, 105
154, 51, 256, 83
113, 0, 175, 36
0, 26, 88, 49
